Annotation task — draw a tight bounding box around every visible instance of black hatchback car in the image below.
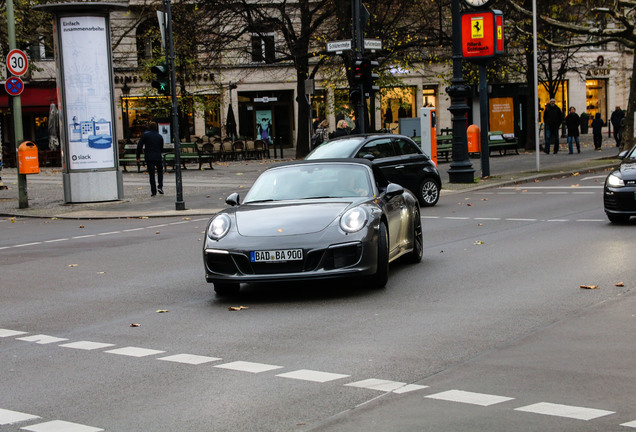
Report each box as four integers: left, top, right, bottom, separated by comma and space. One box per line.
604, 145, 636, 223
306, 134, 442, 206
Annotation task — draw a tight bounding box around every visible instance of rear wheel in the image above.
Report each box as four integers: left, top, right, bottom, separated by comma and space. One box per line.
214, 282, 240, 296
369, 222, 389, 288
418, 178, 440, 207
607, 212, 630, 224
407, 209, 423, 263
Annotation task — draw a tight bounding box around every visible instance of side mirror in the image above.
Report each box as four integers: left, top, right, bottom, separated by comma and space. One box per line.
362, 153, 375, 161
225, 192, 240, 206
618, 150, 628, 159
385, 182, 404, 198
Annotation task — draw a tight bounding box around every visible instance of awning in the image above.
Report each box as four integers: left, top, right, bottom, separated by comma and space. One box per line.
0, 86, 58, 113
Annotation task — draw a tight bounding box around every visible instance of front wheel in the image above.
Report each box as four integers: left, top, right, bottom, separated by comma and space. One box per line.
418, 178, 440, 207
214, 282, 240, 296
607, 212, 630, 224
406, 208, 423, 263
368, 222, 389, 288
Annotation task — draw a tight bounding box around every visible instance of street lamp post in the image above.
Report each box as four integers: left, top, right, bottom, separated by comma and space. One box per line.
446, 0, 475, 183
121, 81, 130, 142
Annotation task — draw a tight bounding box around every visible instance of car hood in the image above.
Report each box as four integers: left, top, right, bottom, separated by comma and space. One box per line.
619, 161, 636, 181
235, 202, 352, 236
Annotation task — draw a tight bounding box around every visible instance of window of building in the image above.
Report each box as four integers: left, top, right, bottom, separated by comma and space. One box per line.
586, 79, 607, 121
251, 32, 275, 64
422, 86, 437, 108
380, 86, 416, 129
136, 20, 161, 62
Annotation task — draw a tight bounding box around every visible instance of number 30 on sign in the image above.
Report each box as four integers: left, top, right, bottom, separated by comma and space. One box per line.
6, 49, 28, 76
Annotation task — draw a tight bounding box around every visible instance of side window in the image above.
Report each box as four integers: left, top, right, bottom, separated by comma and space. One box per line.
356, 139, 396, 159
395, 138, 423, 156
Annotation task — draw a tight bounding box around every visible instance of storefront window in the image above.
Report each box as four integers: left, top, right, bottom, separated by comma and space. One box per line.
585, 79, 607, 122
422, 86, 437, 108
380, 87, 416, 130
537, 81, 568, 122
203, 95, 221, 137
311, 90, 327, 129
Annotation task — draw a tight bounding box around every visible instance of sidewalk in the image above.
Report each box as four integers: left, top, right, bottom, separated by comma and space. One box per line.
0, 135, 621, 219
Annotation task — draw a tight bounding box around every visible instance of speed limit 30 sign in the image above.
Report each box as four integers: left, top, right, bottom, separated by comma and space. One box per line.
6, 49, 28, 76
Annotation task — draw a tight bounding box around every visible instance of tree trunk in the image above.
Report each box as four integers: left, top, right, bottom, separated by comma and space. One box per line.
623, 53, 636, 151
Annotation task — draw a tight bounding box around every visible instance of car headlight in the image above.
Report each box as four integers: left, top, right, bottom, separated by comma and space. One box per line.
340, 207, 368, 233
607, 173, 625, 187
207, 214, 231, 240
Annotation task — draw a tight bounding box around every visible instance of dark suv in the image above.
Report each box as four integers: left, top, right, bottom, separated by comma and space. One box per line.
306, 134, 441, 206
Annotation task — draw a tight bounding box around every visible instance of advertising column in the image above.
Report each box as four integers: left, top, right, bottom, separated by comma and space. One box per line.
37, 3, 125, 203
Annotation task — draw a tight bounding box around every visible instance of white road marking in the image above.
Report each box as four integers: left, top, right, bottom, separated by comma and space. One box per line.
346, 378, 428, 393
122, 228, 144, 232
426, 389, 514, 406
97, 231, 121, 236
214, 361, 283, 373
0, 329, 28, 337
514, 402, 615, 421
0, 408, 39, 425
14, 242, 42, 248
621, 420, 636, 428
20, 420, 103, 432
59, 341, 115, 351
276, 369, 350, 383
104, 347, 166, 358
158, 354, 221, 365
44, 238, 69, 243
16, 335, 68, 344
72, 235, 96, 239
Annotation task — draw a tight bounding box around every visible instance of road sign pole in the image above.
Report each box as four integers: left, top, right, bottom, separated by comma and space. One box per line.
7, 0, 28, 208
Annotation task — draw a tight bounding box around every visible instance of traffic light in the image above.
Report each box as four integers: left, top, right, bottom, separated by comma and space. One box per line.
151, 63, 170, 96
353, 59, 365, 87
364, 59, 380, 93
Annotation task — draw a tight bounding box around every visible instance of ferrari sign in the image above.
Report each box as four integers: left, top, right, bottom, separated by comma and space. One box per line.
461, 10, 504, 60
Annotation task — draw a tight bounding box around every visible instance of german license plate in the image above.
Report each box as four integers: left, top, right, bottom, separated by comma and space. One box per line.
250, 249, 303, 262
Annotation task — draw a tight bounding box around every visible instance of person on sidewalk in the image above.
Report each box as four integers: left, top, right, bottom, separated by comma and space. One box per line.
591, 113, 606, 151
565, 106, 581, 154
136, 122, 164, 197
543, 99, 563, 154
610, 106, 625, 148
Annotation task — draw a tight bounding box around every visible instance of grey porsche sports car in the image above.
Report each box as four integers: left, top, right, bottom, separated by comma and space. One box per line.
203, 159, 423, 295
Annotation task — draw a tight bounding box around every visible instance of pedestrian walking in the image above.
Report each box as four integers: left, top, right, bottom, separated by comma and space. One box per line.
311, 120, 329, 149
591, 113, 606, 151
136, 121, 164, 197
610, 106, 625, 148
331, 119, 351, 138
565, 106, 581, 154
543, 99, 563, 154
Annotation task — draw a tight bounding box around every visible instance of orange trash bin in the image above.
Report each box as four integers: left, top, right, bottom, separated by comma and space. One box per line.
467, 124, 481, 154
18, 141, 40, 174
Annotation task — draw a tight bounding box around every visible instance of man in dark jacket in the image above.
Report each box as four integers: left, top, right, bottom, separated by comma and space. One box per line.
543, 98, 563, 154
610, 106, 625, 148
136, 122, 164, 196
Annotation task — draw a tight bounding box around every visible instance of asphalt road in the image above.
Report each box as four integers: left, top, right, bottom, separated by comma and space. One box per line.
1, 172, 634, 432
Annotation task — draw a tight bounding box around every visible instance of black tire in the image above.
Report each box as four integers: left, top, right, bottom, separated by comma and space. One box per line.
407, 208, 423, 263
607, 213, 630, 224
214, 282, 240, 296
418, 178, 440, 207
369, 222, 389, 288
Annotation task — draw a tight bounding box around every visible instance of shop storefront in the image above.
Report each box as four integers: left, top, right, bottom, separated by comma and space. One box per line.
237, 90, 294, 147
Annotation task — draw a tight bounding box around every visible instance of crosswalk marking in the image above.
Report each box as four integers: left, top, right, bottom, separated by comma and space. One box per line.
426, 389, 514, 406
0, 329, 28, 337
621, 420, 636, 428
0, 408, 39, 425
20, 419, 103, 432
16, 335, 68, 344
276, 369, 350, 383
158, 354, 221, 365
515, 402, 615, 420
214, 361, 283, 373
59, 341, 115, 351
104, 346, 166, 357
346, 378, 428, 393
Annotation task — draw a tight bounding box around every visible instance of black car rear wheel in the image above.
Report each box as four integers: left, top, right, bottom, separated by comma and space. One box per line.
214, 282, 240, 296
606, 212, 631, 224
418, 178, 440, 207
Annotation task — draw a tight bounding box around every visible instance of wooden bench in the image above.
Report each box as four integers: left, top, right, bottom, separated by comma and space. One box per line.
487, 131, 519, 156
163, 142, 208, 171
436, 134, 453, 162
119, 144, 144, 172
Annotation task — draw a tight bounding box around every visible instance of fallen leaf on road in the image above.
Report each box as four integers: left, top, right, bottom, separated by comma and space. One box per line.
615, 281, 625, 287
571, 184, 580, 187
79, 225, 85, 229
67, 264, 78, 267
156, 309, 169, 313
573, 172, 580, 176
481, 198, 488, 201
474, 241, 484, 245
580, 285, 599, 289
130, 323, 141, 327
155, 231, 160, 234
97, 271, 105, 274
182, 217, 191, 220
228, 306, 249, 311
467, 203, 473, 206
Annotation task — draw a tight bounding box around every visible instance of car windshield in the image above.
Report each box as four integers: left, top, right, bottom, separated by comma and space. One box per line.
244, 163, 373, 202
305, 137, 365, 159
626, 146, 636, 160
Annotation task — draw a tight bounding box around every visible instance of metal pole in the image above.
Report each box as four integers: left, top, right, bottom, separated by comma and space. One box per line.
7, 0, 28, 208
532, 0, 540, 171
164, 0, 184, 210
479, 64, 490, 177
353, 0, 365, 133
446, 0, 475, 183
